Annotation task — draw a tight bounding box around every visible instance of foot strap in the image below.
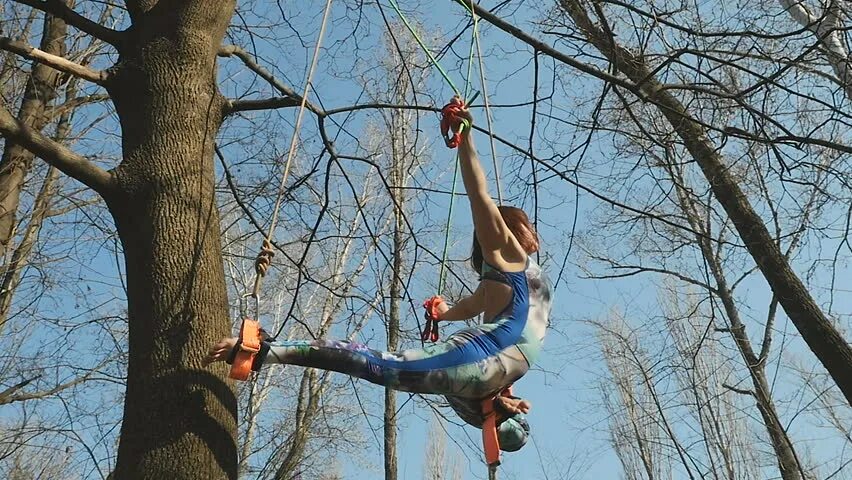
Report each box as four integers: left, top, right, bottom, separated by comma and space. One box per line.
481, 397, 501, 466
229, 318, 262, 381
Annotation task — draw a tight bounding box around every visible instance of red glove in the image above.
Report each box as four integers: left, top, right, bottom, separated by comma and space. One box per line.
422, 295, 446, 342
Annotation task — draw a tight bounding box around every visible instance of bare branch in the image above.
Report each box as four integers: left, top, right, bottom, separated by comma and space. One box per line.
219, 44, 324, 116
49, 93, 111, 120
227, 96, 300, 114
13, 0, 123, 46
779, 0, 852, 99
0, 370, 97, 405
723, 126, 852, 154
458, 0, 640, 94
0, 37, 107, 85
0, 101, 114, 195
585, 258, 720, 294
0, 375, 42, 402
722, 384, 755, 396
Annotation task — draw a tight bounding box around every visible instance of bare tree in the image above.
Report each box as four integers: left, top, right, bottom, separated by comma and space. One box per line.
598, 305, 766, 480
369, 26, 432, 480
778, 0, 852, 99
556, 0, 852, 405
0, 0, 848, 477
422, 412, 463, 480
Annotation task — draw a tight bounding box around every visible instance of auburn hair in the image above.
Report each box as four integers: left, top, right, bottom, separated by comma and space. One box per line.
471, 206, 539, 273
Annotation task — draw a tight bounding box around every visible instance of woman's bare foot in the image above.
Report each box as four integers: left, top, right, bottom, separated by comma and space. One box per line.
203, 337, 238, 366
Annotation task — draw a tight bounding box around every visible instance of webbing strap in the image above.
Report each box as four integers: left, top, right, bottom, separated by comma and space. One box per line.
481, 397, 501, 466
229, 318, 262, 380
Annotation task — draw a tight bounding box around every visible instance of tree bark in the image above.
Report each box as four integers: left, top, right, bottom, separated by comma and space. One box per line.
107, 2, 238, 478
559, 0, 852, 406
384, 93, 414, 480
0, 3, 68, 264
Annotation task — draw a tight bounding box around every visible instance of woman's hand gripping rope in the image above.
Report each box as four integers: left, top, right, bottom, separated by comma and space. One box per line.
440, 96, 472, 148
422, 295, 449, 342
255, 239, 275, 276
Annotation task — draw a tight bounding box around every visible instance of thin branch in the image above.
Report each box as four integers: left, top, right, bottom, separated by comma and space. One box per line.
722, 383, 755, 396
0, 37, 107, 85
219, 44, 324, 116
456, 0, 640, 93
0, 370, 97, 405
723, 126, 852, 154
0, 100, 114, 195
0, 375, 42, 402
758, 297, 780, 366
49, 93, 111, 120
13, 0, 123, 46
586, 261, 720, 294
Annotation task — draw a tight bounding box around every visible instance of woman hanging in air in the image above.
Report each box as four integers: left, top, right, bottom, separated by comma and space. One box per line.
204, 99, 553, 453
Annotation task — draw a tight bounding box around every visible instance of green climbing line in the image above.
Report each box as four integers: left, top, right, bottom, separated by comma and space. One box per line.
436, 42, 481, 296
384, 0, 482, 295
387, 0, 462, 97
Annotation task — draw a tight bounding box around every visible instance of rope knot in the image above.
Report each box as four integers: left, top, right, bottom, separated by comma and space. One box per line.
255, 239, 275, 276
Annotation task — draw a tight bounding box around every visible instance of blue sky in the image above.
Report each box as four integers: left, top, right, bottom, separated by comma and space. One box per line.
2, 1, 850, 479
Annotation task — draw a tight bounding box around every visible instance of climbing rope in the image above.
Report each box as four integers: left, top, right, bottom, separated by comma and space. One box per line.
386, 7, 510, 473
256, 0, 335, 291
436, 90, 480, 298
387, 0, 505, 343
230, 0, 335, 381
387, 0, 463, 97
469, 3, 504, 205
385, 0, 479, 334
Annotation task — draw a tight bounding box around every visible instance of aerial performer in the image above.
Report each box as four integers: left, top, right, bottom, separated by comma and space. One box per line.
204, 98, 553, 454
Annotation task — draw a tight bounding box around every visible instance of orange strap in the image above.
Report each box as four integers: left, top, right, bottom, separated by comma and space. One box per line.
481, 385, 516, 466
229, 318, 262, 381
481, 398, 501, 466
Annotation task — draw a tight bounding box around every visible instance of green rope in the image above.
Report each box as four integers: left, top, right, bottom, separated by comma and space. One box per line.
436, 32, 481, 295
384, 0, 481, 295
387, 0, 462, 97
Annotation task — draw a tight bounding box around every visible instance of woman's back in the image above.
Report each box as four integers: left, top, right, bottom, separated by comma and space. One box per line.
517, 260, 552, 366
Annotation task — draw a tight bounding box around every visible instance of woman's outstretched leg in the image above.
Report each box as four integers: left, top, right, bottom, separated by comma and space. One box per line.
205, 324, 529, 398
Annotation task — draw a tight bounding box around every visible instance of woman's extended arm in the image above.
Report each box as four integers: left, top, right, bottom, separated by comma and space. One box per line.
455, 106, 525, 268
456, 112, 508, 253
435, 284, 485, 321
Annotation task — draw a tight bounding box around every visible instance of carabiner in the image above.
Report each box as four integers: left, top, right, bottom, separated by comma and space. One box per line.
240, 292, 260, 321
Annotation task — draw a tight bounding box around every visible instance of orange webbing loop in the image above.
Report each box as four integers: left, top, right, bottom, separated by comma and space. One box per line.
229, 318, 262, 381
440, 96, 471, 149
481, 397, 501, 466
422, 295, 446, 342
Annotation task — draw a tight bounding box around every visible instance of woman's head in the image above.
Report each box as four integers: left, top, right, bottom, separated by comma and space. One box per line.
471, 206, 539, 273
498, 413, 531, 452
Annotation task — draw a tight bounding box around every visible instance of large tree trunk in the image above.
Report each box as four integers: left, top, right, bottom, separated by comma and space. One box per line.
108, 2, 238, 478
0, 3, 67, 267
559, 0, 852, 406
